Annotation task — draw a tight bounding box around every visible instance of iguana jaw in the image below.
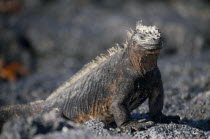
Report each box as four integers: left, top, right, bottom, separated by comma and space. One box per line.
142, 43, 162, 54
145, 49, 160, 54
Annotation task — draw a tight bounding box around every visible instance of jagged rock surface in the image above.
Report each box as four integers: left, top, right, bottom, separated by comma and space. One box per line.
0, 0, 210, 139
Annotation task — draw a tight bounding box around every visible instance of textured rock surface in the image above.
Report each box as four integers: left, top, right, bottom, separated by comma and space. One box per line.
2, 0, 210, 74
0, 0, 210, 139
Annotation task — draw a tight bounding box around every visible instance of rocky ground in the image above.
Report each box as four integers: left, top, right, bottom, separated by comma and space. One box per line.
0, 0, 210, 139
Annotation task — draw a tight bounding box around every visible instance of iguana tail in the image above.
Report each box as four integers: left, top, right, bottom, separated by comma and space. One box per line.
0, 100, 45, 130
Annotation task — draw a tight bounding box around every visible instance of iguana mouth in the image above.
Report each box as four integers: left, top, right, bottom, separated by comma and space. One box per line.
142, 44, 162, 52
146, 49, 160, 54
144, 45, 161, 54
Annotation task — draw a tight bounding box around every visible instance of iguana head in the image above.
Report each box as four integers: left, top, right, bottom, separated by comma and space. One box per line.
127, 21, 162, 54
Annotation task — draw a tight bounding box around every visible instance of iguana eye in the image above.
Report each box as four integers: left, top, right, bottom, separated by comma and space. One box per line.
133, 40, 137, 45
132, 41, 141, 50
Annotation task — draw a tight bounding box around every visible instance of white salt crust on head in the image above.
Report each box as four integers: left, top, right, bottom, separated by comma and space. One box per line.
127, 21, 161, 46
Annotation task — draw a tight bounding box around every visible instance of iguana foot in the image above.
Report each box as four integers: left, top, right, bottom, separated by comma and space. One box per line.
119, 119, 155, 132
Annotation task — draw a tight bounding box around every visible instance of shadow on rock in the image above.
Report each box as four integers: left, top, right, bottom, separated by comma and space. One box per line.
132, 113, 210, 132
181, 118, 210, 131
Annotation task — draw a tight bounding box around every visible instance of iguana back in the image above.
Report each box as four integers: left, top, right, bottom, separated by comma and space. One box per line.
1, 21, 175, 132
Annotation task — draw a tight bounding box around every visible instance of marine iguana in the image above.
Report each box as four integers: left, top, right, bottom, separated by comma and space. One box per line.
0, 21, 179, 131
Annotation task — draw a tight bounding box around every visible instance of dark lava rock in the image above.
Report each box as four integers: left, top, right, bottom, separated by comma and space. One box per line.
0, 1, 210, 139
1, 0, 209, 74
83, 119, 210, 139
0, 73, 72, 106
0, 109, 76, 139
133, 124, 209, 139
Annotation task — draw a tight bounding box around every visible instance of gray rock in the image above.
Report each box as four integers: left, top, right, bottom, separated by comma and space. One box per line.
0, 109, 76, 139
0, 1, 210, 139
2, 0, 209, 74
133, 124, 209, 139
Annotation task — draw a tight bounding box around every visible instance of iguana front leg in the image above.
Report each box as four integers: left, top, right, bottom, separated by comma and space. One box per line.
110, 85, 154, 132
110, 98, 155, 132
149, 80, 180, 123
149, 81, 164, 121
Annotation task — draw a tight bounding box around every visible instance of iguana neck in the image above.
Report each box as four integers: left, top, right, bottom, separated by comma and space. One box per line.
127, 47, 159, 75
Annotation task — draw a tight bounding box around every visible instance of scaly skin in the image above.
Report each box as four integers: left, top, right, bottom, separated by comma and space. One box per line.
0, 22, 180, 132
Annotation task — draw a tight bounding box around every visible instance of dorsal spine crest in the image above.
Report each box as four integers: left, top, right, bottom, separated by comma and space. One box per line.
47, 21, 156, 100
